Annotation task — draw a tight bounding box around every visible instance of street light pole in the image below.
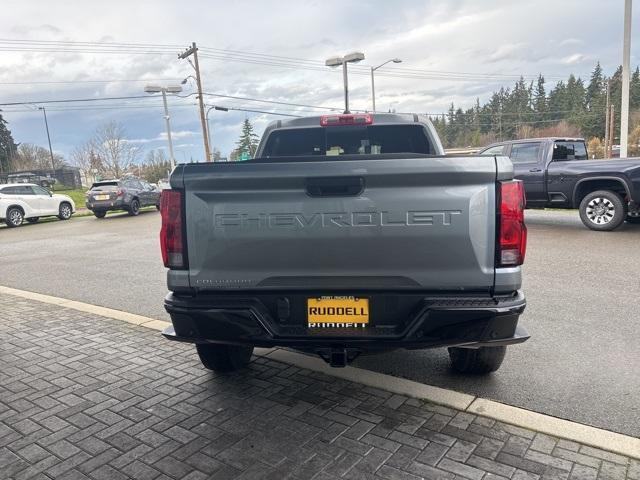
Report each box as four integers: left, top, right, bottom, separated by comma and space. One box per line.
38, 107, 56, 171
620, 0, 633, 158
205, 105, 229, 161
326, 52, 365, 114
145, 84, 182, 169
160, 89, 176, 170
342, 62, 350, 114
370, 58, 402, 112
206, 107, 213, 161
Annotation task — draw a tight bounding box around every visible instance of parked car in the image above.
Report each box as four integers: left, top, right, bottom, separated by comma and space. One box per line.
7, 172, 57, 188
479, 137, 640, 231
0, 183, 75, 227
160, 113, 528, 374
86, 177, 160, 218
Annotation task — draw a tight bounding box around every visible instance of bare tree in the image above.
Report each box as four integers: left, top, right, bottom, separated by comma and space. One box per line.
71, 140, 104, 185
90, 121, 140, 178
11, 143, 64, 171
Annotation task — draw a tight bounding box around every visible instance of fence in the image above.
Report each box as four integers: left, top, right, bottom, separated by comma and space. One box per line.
0, 167, 83, 189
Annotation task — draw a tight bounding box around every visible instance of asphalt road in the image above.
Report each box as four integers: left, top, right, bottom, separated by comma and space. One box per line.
1, 209, 639, 437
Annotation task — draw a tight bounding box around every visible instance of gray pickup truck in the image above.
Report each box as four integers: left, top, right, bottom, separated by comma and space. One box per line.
160, 113, 528, 374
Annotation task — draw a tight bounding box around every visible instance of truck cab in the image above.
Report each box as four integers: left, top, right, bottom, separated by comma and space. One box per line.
481, 138, 587, 208
480, 137, 640, 230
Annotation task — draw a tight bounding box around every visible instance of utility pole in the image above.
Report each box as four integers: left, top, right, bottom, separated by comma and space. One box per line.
604, 80, 611, 158
620, 0, 633, 158
38, 107, 56, 171
179, 42, 211, 162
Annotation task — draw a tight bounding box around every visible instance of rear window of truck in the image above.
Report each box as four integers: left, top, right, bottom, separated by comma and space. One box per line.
261, 125, 433, 157
553, 141, 588, 161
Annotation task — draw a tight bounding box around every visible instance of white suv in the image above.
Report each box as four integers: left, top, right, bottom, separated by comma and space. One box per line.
0, 183, 76, 227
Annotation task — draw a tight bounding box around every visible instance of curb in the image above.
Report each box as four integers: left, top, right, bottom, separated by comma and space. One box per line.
1, 285, 638, 460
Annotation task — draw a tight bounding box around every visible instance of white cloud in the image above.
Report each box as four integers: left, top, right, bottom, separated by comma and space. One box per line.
560, 54, 586, 65
1, 0, 638, 159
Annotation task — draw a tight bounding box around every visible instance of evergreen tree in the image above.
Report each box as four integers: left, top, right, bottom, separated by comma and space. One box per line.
581, 62, 606, 138
631, 67, 640, 110
585, 61, 604, 107
428, 61, 638, 148
533, 75, 547, 122
0, 114, 18, 173
235, 118, 260, 158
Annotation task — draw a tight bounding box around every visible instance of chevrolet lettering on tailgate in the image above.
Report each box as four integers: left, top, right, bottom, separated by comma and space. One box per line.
215, 210, 462, 229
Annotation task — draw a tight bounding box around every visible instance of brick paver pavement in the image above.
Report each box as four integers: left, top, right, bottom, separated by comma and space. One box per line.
1, 293, 638, 480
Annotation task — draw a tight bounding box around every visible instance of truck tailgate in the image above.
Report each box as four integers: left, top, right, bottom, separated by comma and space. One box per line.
179, 156, 497, 292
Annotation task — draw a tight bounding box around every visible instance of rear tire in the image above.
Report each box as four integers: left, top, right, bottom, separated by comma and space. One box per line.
578, 190, 626, 231
94, 210, 107, 218
58, 202, 73, 220
27, 217, 40, 223
448, 346, 506, 374
128, 199, 140, 216
5, 207, 24, 227
196, 344, 254, 372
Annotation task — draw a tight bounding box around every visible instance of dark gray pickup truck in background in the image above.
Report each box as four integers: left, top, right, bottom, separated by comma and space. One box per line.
480, 137, 640, 231
160, 113, 528, 374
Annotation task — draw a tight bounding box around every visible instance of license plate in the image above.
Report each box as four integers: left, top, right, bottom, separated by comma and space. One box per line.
94, 194, 109, 201
307, 296, 369, 328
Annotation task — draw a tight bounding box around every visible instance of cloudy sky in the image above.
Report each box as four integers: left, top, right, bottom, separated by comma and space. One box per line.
0, 0, 638, 162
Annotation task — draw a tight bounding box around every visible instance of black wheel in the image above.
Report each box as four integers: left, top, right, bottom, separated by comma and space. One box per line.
195, 344, 254, 372
58, 202, 73, 220
156, 202, 160, 211
128, 199, 140, 216
27, 217, 40, 224
94, 210, 107, 219
578, 190, 626, 231
626, 215, 640, 224
448, 346, 506, 374
5, 207, 24, 227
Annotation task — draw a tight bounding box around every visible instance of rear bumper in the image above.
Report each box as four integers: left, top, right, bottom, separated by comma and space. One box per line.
163, 290, 528, 351
85, 199, 127, 211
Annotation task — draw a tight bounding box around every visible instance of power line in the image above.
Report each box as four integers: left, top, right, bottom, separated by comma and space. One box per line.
0, 38, 580, 82
0, 95, 152, 106
0, 91, 606, 119
0, 78, 184, 85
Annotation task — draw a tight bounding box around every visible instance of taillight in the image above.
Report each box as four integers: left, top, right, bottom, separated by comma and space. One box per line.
320, 114, 373, 126
116, 188, 125, 197
160, 190, 186, 269
498, 180, 527, 266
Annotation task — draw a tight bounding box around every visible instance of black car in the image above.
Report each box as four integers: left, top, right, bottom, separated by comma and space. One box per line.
480, 137, 640, 231
85, 177, 160, 218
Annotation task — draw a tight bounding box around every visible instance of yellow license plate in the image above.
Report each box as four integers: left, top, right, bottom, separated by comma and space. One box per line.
95, 194, 109, 200
307, 296, 369, 328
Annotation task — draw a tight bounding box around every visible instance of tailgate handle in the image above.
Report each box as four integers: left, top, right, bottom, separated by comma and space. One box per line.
306, 176, 364, 197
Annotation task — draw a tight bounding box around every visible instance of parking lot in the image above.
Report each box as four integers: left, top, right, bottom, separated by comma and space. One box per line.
0, 209, 639, 438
